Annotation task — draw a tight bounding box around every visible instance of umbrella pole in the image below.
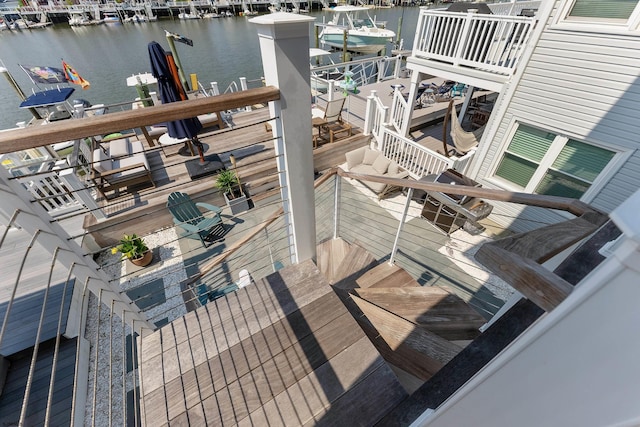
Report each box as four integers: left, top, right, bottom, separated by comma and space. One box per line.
192, 137, 206, 164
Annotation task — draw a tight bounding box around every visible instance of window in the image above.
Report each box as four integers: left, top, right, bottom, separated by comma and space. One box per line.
568, 0, 638, 20
494, 124, 616, 200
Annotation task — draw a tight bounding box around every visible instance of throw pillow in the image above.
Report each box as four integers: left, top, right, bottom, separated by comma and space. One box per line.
362, 149, 378, 165
387, 162, 399, 175
345, 149, 363, 170
372, 155, 391, 174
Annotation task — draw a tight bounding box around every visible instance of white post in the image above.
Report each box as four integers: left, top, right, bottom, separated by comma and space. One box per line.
400, 70, 422, 137
239, 77, 252, 111
251, 12, 317, 264
327, 80, 335, 101
459, 85, 475, 124
363, 90, 376, 136
389, 188, 413, 265
210, 81, 220, 96
333, 175, 341, 240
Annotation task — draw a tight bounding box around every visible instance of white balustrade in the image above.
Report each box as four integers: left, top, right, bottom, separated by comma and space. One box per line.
413, 9, 536, 76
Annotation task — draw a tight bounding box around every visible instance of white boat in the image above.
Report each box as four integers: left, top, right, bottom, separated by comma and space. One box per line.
178, 8, 201, 19
319, 6, 395, 55
68, 11, 104, 26
103, 12, 121, 24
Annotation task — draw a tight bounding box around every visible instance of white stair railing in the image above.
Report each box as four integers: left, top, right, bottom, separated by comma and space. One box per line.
379, 127, 454, 179
389, 87, 408, 134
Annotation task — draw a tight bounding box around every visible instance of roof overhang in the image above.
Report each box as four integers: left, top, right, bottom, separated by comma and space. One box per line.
406, 56, 508, 93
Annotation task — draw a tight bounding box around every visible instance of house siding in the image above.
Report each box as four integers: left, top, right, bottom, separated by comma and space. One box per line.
474, 2, 640, 231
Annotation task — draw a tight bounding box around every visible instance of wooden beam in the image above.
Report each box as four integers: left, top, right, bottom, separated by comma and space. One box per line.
0, 86, 280, 153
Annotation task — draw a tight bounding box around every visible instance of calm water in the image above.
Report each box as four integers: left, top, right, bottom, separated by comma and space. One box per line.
0, 8, 419, 129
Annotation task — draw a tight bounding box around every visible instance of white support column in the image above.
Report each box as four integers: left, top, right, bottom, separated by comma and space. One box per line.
239, 77, 252, 111
400, 70, 422, 137
459, 85, 475, 124
363, 90, 376, 136
251, 13, 317, 264
210, 82, 220, 96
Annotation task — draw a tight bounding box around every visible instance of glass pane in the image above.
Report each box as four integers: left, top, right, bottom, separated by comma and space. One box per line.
569, 0, 638, 19
536, 169, 590, 199
495, 153, 537, 188
552, 140, 615, 182
508, 125, 555, 163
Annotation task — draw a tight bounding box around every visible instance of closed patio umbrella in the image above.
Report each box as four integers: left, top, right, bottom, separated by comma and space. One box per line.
148, 41, 206, 163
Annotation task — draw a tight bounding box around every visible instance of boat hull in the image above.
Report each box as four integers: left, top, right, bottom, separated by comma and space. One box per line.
320, 32, 391, 54
320, 28, 391, 54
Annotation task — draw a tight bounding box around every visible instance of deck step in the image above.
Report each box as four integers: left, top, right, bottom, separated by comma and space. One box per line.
331, 244, 378, 289
316, 238, 352, 283
356, 262, 420, 289
351, 294, 462, 381
352, 286, 485, 340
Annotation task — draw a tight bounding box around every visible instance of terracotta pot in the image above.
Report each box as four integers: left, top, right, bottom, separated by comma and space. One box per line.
130, 250, 153, 267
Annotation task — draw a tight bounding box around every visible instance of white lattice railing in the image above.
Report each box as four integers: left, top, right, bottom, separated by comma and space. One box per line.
413, 9, 537, 76
379, 127, 454, 179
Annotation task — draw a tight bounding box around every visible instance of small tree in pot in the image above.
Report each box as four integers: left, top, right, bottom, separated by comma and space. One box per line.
215, 167, 249, 215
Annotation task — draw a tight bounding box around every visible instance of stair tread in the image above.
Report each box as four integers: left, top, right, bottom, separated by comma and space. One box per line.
351, 294, 462, 380
317, 238, 352, 283
356, 263, 419, 289
352, 286, 485, 340
331, 244, 378, 288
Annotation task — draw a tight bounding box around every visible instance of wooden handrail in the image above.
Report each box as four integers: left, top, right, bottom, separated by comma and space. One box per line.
336, 169, 603, 219
0, 86, 280, 154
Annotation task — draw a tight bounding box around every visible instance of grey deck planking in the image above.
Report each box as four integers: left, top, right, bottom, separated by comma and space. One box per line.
0, 336, 77, 426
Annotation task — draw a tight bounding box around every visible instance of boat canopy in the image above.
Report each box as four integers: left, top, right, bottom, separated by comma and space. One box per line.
19, 87, 75, 108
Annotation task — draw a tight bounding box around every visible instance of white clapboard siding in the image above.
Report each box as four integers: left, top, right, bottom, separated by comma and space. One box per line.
474, 4, 640, 231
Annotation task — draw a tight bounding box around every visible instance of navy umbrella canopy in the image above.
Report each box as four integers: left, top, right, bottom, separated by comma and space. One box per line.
148, 41, 204, 158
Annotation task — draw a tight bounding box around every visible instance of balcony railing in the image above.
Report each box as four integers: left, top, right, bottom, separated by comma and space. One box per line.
413, 9, 537, 76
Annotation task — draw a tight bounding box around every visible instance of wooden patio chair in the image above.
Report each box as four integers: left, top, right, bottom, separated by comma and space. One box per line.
167, 192, 223, 248
316, 97, 352, 143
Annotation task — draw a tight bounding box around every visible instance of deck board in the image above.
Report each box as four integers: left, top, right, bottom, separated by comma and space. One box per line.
139, 262, 407, 426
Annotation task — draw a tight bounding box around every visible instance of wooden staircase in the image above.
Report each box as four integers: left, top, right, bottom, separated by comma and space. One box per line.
317, 238, 486, 382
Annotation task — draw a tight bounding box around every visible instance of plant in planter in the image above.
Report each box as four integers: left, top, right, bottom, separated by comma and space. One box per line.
111, 233, 153, 267
215, 162, 250, 215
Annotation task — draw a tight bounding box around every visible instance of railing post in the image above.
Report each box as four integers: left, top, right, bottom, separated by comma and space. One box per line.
393, 56, 401, 79
452, 10, 477, 67
239, 77, 251, 111
333, 174, 340, 240
328, 80, 335, 101
252, 13, 317, 264
210, 81, 220, 96
389, 188, 413, 265
363, 90, 376, 136
58, 168, 107, 221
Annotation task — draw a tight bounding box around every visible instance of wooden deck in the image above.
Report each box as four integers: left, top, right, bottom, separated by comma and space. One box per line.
138, 260, 407, 426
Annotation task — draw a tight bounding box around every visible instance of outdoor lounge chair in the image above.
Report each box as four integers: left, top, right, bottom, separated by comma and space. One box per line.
315, 97, 352, 144
167, 191, 223, 248
443, 100, 485, 157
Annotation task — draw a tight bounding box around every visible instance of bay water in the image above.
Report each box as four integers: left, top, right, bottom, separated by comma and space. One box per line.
0, 8, 419, 130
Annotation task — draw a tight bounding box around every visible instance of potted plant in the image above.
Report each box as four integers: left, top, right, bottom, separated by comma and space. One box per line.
111, 233, 153, 267
215, 165, 249, 215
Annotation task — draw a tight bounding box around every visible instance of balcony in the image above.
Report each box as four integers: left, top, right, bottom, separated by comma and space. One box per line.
409, 5, 538, 91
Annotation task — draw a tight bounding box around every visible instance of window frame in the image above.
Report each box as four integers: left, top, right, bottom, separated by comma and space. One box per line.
489, 122, 625, 203
553, 0, 640, 34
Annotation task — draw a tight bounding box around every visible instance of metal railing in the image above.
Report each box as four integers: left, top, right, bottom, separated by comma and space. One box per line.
413, 9, 537, 76
311, 54, 403, 94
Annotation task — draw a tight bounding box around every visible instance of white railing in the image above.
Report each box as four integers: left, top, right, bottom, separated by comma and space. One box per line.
451, 148, 476, 175
311, 55, 403, 92
364, 90, 390, 140
379, 127, 454, 179
413, 10, 537, 76
390, 87, 408, 133
488, 1, 541, 16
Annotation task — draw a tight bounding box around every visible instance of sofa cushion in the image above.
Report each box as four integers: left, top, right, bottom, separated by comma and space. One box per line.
387, 162, 399, 175
345, 147, 366, 170
362, 148, 378, 165
372, 156, 391, 174
93, 149, 111, 173
109, 138, 130, 158
351, 164, 377, 175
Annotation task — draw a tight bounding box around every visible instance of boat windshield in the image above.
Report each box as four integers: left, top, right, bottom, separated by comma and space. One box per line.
352, 17, 374, 28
